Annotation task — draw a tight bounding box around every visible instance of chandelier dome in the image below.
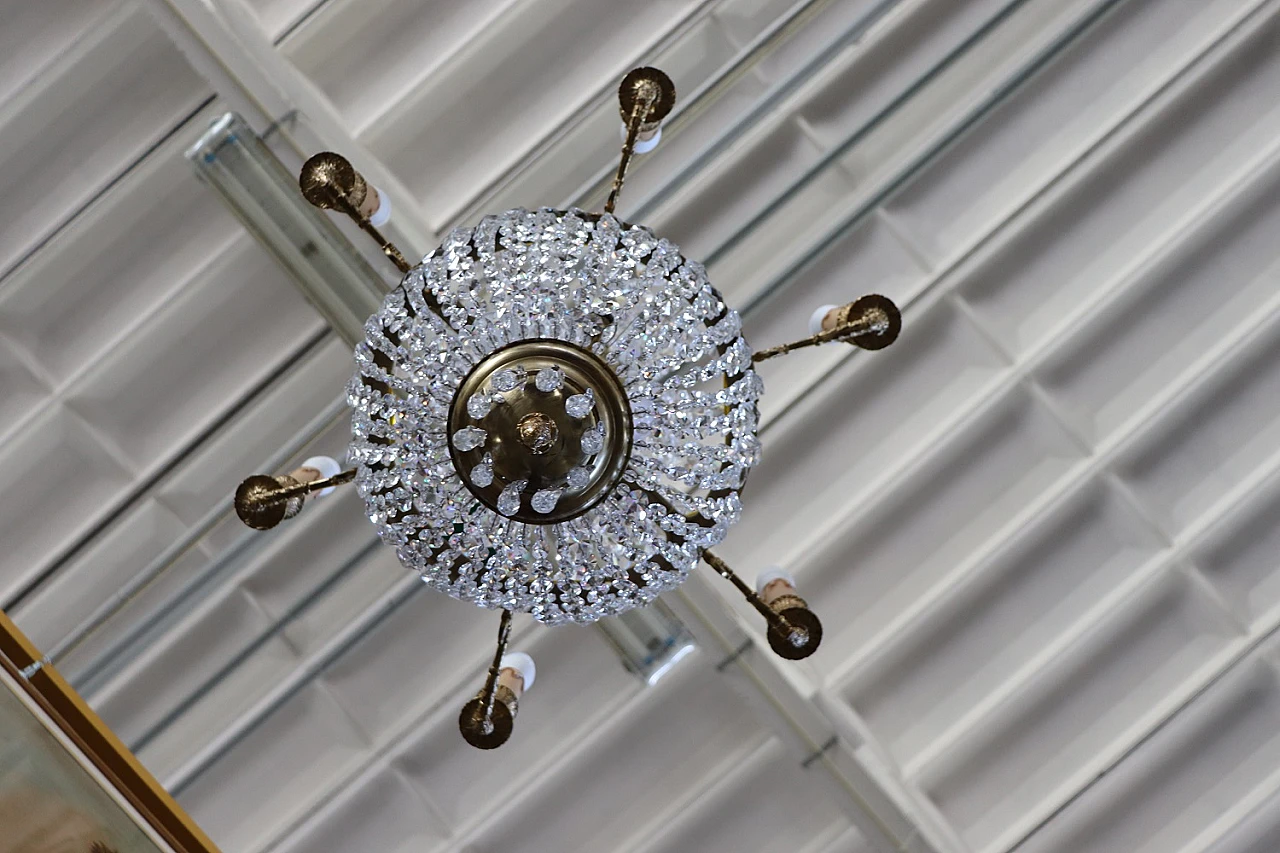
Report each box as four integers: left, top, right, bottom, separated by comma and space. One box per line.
346, 207, 760, 624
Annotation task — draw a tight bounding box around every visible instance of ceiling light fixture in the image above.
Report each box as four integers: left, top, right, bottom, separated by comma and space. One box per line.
230, 67, 900, 749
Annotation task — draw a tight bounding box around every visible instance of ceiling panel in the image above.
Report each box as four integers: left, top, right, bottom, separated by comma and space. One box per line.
6, 0, 1280, 851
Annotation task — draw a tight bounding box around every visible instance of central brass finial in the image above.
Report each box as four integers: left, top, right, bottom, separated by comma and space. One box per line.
516, 412, 558, 454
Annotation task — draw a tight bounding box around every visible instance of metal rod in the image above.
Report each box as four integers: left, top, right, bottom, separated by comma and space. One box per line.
731, 0, 1125, 314
700, 0, 1033, 269
567, 0, 897, 214
702, 550, 794, 636
331, 194, 411, 274
751, 312, 885, 363
73, 530, 263, 695
262, 468, 356, 504
604, 87, 658, 215
476, 609, 514, 729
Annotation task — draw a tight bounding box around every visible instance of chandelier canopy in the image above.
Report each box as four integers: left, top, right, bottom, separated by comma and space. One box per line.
348, 207, 757, 625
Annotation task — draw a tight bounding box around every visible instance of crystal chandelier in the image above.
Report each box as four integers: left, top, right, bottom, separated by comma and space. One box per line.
232, 68, 900, 749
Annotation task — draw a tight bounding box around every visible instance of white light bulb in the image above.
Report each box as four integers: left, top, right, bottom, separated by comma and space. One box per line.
301, 455, 341, 497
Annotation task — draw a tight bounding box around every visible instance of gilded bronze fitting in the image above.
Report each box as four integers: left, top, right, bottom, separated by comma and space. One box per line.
447, 339, 633, 525
606, 67, 677, 215
767, 593, 808, 612
752, 293, 902, 362
233, 468, 356, 530
458, 688, 516, 750
234, 474, 303, 530
299, 151, 410, 273
838, 293, 901, 350
516, 412, 559, 455
618, 67, 676, 129
765, 594, 823, 660
299, 151, 367, 211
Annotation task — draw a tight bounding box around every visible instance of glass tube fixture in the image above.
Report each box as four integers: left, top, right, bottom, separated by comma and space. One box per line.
230, 67, 901, 749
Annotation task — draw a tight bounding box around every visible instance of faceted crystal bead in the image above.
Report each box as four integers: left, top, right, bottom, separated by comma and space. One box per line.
565, 388, 595, 419
470, 455, 494, 488
466, 392, 493, 419
531, 488, 562, 514
497, 480, 527, 516
580, 424, 604, 455
566, 466, 592, 490
492, 366, 526, 392
535, 366, 564, 392
452, 426, 487, 451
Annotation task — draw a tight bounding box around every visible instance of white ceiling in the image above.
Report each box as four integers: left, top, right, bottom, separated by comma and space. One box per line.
4, 0, 1280, 851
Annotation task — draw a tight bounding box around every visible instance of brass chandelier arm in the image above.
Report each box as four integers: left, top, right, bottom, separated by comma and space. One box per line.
255, 468, 354, 505
458, 609, 517, 749
273, 468, 356, 500
751, 322, 867, 362
604, 68, 676, 215
604, 93, 653, 215
702, 549, 796, 636
752, 293, 902, 363
703, 550, 824, 660
333, 195, 411, 275
233, 468, 356, 530
299, 152, 411, 274
479, 608, 514, 726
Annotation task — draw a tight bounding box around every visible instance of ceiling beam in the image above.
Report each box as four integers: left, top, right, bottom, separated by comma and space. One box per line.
664, 572, 959, 853
143, 0, 435, 254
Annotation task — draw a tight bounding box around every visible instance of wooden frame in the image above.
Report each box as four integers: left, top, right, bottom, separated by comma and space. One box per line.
0, 609, 220, 853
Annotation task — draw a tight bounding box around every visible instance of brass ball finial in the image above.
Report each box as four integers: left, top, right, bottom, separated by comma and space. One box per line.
458, 694, 515, 749
234, 475, 298, 530
299, 151, 368, 211
766, 605, 823, 660
844, 294, 902, 351
619, 67, 676, 126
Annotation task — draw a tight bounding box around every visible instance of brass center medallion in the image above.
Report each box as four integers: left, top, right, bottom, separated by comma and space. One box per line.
447, 339, 633, 524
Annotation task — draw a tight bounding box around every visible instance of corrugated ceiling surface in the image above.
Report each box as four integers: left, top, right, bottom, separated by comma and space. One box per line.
5, 0, 1280, 851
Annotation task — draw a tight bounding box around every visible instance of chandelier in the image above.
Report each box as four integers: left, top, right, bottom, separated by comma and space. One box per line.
232, 67, 900, 750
